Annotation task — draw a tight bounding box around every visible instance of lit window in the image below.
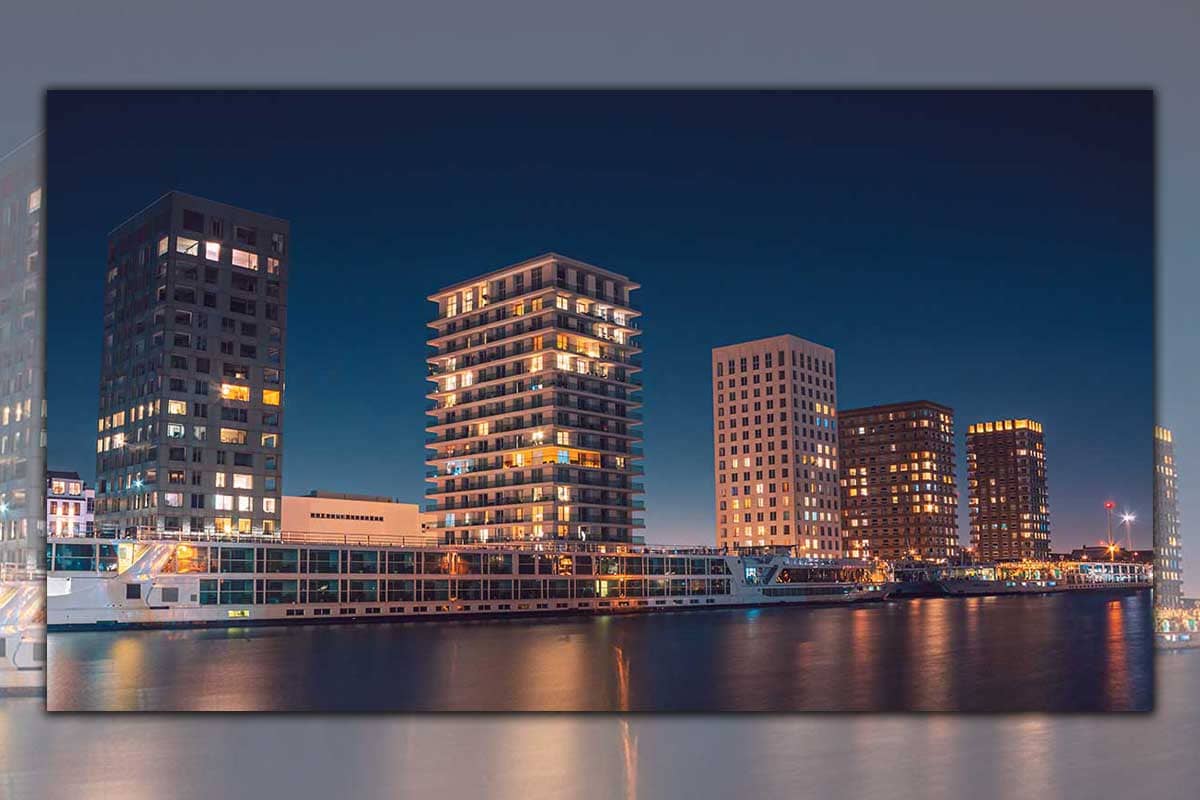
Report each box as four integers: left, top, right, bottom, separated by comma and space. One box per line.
233, 473, 253, 489
214, 495, 233, 511
28, 188, 42, 213
215, 473, 227, 488
158, 236, 169, 256
221, 384, 250, 402
261, 433, 278, 448
112, 432, 127, 448
166, 423, 185, 439
220, 428, 247, 445
267, 257, 280, 275
263, 497, 277, 513
164, 492, 183, 508
263, 389, 281, 405
232, 249, 259, 270
167, 400, 187, 415
205, 241, 221, 261
176, 237, 200, 256
238, 496, 253, 512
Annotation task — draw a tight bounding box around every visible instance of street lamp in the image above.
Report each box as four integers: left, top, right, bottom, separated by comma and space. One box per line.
1120, 511, 1136, 552
1104, 501, 1115, 552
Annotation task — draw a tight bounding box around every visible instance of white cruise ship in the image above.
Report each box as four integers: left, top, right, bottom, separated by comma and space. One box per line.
46, 534, 894, 630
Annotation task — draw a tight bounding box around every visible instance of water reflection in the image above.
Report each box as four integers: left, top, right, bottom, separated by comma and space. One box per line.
46, 592, 1153, 712
2, 651, 1196, 800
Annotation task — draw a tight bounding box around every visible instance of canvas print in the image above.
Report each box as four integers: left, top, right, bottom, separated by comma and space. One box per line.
41, 90, 1157, 711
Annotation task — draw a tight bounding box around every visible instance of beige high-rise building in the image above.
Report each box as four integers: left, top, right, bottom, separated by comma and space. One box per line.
712, 334, 840, 556
426, 254, 644, 544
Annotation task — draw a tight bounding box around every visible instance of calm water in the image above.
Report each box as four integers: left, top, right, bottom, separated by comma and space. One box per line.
45, 591, 1153, 712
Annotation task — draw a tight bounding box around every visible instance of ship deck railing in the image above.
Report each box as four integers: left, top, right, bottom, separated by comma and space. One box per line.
48, 530, 729, 556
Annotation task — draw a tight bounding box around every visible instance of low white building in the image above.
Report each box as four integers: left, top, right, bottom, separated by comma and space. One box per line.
281, 491, 435, 546
47, 471, 94, 538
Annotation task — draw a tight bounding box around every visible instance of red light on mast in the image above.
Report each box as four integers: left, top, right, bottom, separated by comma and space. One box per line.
1104, 501, 1115, 510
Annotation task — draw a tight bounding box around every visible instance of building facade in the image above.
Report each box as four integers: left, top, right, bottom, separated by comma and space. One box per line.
1154, 425, 1183, 607
46, 470, 94, 538
0, 135, 46, 570
95, 192, 288, 538
712, 334, 840, 557
282, 491, 430, 545
838, 401, 958, 562
967, 418, 1049, 561
426, 253, 643, 544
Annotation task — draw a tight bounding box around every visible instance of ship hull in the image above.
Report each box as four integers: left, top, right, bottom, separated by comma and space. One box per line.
937, 580, 1151, 597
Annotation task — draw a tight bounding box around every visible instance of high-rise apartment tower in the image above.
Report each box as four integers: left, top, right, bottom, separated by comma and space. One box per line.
1154, 425, 1183, 607
426, 254, 643, 544
838, 401, 958, 562
966, 418, 1049, 561
712, 334, 840, 557
95, 192, 288, 538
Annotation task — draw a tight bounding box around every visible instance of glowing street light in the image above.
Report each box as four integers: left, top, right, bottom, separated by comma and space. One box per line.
1120, 511, 1136, 552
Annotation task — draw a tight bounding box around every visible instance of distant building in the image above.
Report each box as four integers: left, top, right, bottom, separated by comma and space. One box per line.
967, 418, 1050, 561
281, 491, 430, 545
46, 471, 94, 538
1154, 426, 1183, 607
1055, 545, 1154, 565
838, 401, 958, 562
0, 136, 47, 570
712, 334, 840, 557
425, 254, 644, 544
95, 192, 289, 539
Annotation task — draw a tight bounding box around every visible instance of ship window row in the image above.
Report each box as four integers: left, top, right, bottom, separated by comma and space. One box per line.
50, 542, 732, 577
196, 577, 732, 605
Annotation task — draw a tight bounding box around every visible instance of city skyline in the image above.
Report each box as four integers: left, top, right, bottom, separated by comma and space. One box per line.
45, 90, 1153, 555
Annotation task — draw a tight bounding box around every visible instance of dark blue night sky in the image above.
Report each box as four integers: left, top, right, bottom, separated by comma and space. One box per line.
45, 90, 1153, 549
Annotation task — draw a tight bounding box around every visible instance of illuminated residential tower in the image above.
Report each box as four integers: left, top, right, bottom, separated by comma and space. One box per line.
967, 418, 1049, 561
838, 401, 958, 562
0, 136, 46, 570
1154, 425, 1182, 607
426, 254, 644, 544
712, 334, 840, 557
95, 192, 288, 538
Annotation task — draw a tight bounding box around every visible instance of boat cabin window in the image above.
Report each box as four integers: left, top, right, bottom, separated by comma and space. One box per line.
265, 548, 299, 573
53, 543, 96, 572
306, 549, 339, 574
387, 551, 415, 574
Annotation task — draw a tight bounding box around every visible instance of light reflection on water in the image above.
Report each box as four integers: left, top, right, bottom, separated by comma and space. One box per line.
2, 652, 1196, 800
45, 592, 1153, 712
